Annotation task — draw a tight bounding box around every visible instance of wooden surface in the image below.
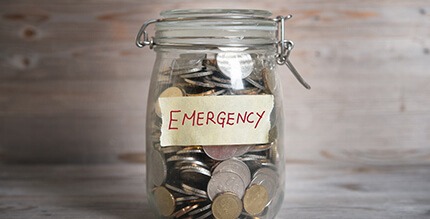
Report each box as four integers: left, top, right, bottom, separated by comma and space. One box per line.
0, 163, 429, 219
1, 1, 430, 218
1, 0, 429, 164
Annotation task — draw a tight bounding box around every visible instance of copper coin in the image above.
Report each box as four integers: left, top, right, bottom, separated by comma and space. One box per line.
203, 145, 252, 161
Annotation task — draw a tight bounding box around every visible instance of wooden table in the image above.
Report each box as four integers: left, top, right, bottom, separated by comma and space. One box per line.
1, 163, 429, 219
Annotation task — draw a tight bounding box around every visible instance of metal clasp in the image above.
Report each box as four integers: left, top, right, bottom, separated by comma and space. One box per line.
136, 19, 159, 49
275, 15, 311, 89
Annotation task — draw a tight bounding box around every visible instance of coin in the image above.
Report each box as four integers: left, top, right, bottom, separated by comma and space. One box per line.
160, 146, 182, 154
251, 142, 274, 152
183, 78, 215, 88
210, 75, 231, 84
175, 195, 204, 202
166, 155, 197, 162
182, 183, 208, 198
216, 52, 254, 79
212, 192, 242, 219
245, 77, 266, 90
170, 204, 199, 218
207, 171, 246, 200
155, 86, 185, 117
148, 150, 166, 186
188, 203, 212, 216
243, 184, 269, 215
165, 183, 196, 197
205, 80, 233, 89
177, 147, 204, 154
180, 165, 211, 183
153, 186, 175, 217
203, 145, 252, 161
213, 158, 251, 187
174, 160, 209, 169
251, 168, 278, 204
180, 71, 214, 78
195, 210, 213, 219
210, 89, 227, 96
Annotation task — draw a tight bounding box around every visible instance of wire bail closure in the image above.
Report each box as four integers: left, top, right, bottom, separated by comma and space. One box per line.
136, 15, 310, 89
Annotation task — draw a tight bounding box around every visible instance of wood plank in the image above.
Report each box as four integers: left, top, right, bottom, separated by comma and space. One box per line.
1, 0, 430, 164
0, 164, 429, 218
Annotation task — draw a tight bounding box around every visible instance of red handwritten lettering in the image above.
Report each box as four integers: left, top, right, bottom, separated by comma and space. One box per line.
217, 111, 226, 128
182, 110, 196, 126
207, 111, 216, 125
169, 110, 181, 130
196, 111, 204, 126
246, 112, 254, 123
227, 113, 235, 126
255, 111, 265, 128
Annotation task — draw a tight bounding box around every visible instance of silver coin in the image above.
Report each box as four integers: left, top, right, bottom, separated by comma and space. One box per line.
174, 160, 209, 169
245, 77, 266, 90
165, 184, 191, 196
148, 150, 166, 186
210, 75, 231, 84
180, 166, 211, 183
188, 203, 212, 216
172, 53, 206, 73
194, 210, 213, 219
251, 168, 279, 204
207, 171, 246, 200
243, 154, 267, 160
167, 155, 197, 163
172, 67, 203, 75
213, 158, 251, 187
175, 196, 202, 202
180, 71, 213, 79
183, 78, 215, 88
205, 78, 233, 89
203, 145, 252, 161
261, 161, 277, 171
174, 159, 208, 168
161, 146, 182, 154
216, 52, 254, 79
182, 183, 208, 198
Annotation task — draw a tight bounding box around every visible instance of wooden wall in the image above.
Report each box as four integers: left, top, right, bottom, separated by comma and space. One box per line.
1, 0, 429, 164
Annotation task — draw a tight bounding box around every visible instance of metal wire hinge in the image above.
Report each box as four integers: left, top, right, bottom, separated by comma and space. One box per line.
275, 15, 311, 89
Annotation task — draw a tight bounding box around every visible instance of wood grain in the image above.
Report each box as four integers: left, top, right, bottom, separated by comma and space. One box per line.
0, 164, 429, 218
0, 0, 430, 164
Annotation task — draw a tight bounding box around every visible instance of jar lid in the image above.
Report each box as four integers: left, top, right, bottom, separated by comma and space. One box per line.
154, 9, 278, 47
136, 10, 311, 89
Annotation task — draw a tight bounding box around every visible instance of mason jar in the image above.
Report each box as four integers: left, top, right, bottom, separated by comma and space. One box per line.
136, 9, 310, 219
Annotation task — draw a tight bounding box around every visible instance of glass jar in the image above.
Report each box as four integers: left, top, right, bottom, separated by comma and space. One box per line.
137, 9, 310, 219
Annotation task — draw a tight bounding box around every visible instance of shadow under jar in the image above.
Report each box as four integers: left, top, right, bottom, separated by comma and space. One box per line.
137, 9, 309, 219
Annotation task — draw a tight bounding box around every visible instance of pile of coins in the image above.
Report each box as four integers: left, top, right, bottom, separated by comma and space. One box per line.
148, 52, 281, 219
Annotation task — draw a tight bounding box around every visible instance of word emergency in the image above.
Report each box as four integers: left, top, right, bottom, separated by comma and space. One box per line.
167, 110, 266, 129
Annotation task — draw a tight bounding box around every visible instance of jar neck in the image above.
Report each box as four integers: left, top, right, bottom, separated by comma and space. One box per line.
154, 9, 278, 48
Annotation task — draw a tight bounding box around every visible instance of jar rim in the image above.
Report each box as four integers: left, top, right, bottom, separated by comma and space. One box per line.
160, 9, 272, 18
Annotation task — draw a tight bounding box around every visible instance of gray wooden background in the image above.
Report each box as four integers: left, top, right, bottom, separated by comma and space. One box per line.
1, 0, 429, 165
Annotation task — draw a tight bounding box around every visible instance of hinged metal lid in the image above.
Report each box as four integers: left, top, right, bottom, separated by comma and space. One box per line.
136, 9, 310, 89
